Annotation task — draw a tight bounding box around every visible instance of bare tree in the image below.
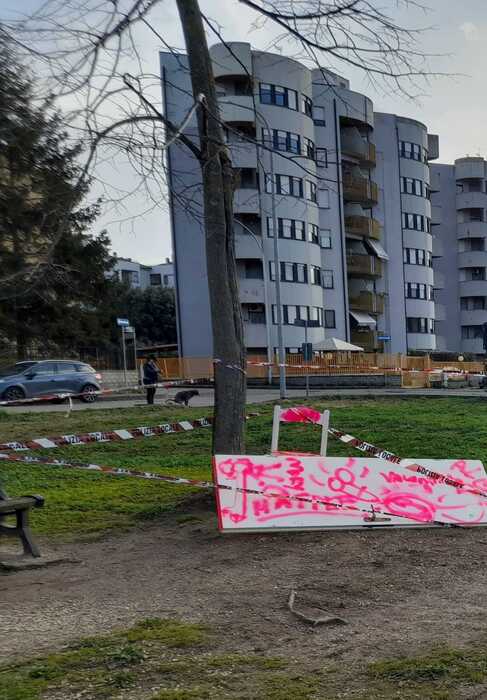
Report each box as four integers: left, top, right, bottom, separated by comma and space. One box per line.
0, 0, 440, 452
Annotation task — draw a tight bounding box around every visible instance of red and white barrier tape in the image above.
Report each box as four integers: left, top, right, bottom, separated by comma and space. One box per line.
0, 417, 213, 452
0, 451, 447, 526
0, 378, 213, 407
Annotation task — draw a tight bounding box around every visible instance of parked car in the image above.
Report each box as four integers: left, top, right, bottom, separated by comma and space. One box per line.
0, 361, 103, 403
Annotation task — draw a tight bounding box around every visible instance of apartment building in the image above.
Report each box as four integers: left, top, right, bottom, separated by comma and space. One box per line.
112, 257, 175, 289
161, 42, 439, 357
431, 157, 487, 354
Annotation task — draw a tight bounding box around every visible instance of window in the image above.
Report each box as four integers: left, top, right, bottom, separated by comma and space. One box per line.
318, 187, 330, 208
289, 132, 301, 154
58, 362, 78, 372
245, 260, 263, 279
469, 238, 485, 251
150, 273, 162, 286
308, 224, 319, 244
405, 282, 429, 299
131, 271, 140, 284
322, 269, 334, 289
266, 217, 307, 241
320, 230, 332, 248
316, 148, 328, 167
310, 266, 321, 285
471, 268, 486, 281
400, 141, 424, 162
259, 82, 298, 110
301, 94, 313, 117
462, 325, 484, 339
401, 177, 425, 197
313, 105, 326, 125
303, 137, 315, 160
259, 83, 273, 104
34, 362, 59, 375
324, 310, 336, 329
272, 305, 323, 325
461, 297, 486, 310
163, 274, 170, 286
262, 128, 272, 147
274, 174, 303, 197
306, 180, 317, 203
407, 317, 435, 334
270, 261, 308, 283
402, 212, 430, 232
403, 248, 432, 266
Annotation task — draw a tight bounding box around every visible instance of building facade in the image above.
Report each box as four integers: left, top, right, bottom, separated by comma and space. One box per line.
431, 157, 487, 354
112, 257, 174, 289
161, 43, 439, 358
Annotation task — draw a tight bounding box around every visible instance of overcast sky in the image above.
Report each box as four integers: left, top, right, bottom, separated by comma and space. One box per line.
5, 0, 487, 264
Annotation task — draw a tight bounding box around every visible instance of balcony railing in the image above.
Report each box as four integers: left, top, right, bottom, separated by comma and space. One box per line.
349, 291, 385, 314
346, 254, 383, 278
351, 329, 378, 351
342, 142, 376, 167
345, 215, 381, 240
342, 174, 379, 205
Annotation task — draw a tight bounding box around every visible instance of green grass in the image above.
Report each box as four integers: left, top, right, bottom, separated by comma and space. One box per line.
2, 396, 487, 537
3, 617, 487, 700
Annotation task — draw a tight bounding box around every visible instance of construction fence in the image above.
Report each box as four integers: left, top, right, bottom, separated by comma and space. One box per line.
148, 354, 486, 388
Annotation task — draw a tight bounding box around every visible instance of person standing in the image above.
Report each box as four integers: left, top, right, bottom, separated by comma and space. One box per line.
143, 355, 160, 405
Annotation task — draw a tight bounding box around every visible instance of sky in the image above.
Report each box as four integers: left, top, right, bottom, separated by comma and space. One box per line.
4, 0, 487, 264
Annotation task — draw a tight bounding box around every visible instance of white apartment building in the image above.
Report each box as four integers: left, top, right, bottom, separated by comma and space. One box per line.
161, 42, 439, 357
432, 157, 487, 354
113, 257, 175, 289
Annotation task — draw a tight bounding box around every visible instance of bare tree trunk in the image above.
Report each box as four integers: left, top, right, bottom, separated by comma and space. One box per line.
176, 0, 246, 454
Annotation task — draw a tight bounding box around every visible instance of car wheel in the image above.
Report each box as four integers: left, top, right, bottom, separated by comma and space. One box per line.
3, 386, 26, 402
80, 384, 99, 403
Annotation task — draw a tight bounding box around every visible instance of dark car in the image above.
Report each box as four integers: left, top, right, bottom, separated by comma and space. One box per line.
0, 361, 103, 403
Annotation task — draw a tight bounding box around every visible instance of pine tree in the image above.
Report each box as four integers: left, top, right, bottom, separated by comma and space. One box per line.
0, 43, 117, 358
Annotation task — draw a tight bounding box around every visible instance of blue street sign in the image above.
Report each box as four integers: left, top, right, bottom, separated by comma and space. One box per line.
117, 318, 130, 327
378, 335, 391, 341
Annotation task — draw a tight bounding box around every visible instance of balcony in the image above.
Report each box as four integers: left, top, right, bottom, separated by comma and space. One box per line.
342, 141, 376, 168
456, 191, 487, 211
457, 221, 487, 238
233, 187, 260, 215
347, 254, 382, 278
238, 277, 265, 303
345, 215, 381, 240
349, 291, 385, 314
218, 95, 255, 124
351, 329, 378, 351
342, 174, 378, 205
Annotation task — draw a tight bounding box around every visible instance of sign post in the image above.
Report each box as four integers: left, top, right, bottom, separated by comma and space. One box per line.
295, 319, 320, 398
117, 318, 130, 386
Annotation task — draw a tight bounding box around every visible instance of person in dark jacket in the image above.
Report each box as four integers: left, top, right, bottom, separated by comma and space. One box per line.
143, 355, 160, 405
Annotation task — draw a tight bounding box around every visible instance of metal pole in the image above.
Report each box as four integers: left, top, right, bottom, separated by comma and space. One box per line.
305, 321, 309, 399
267, 125, 287, 399
121, 327, 128, 386
133, 331, 138, 378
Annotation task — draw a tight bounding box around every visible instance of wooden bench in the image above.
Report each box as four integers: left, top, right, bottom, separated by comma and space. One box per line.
0, 495, 44, 558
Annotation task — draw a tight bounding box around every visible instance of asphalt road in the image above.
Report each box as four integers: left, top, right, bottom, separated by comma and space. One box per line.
3, 386, 487, 413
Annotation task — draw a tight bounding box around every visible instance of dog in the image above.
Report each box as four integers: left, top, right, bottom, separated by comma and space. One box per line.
172, 389, 200, 407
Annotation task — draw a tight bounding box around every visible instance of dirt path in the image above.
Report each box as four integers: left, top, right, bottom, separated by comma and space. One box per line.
3, 506, 487, 669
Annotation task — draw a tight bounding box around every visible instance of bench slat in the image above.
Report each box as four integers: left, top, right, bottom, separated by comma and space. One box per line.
0, 497, 38, 513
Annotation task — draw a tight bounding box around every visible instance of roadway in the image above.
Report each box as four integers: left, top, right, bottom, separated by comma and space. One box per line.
3, 386, 487, 413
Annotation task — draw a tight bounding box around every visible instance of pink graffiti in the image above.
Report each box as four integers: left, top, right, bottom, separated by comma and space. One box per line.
215, 454, 487, 528
280, 406, 322, 424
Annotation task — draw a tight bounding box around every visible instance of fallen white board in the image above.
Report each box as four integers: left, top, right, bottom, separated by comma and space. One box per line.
214, 455, 487, 531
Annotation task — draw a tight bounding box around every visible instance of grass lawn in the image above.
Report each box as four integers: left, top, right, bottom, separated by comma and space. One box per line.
2, 396, 487, 537
2, 615, 487, 699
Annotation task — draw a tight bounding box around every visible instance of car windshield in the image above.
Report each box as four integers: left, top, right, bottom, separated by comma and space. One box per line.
0, 362, 37, 377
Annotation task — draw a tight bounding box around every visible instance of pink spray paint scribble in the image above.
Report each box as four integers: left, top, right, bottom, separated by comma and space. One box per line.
215, 455, 487, 529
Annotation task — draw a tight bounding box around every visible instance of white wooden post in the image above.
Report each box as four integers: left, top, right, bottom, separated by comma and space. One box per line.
320, 410, 330, 456
271, 404, 281, 454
